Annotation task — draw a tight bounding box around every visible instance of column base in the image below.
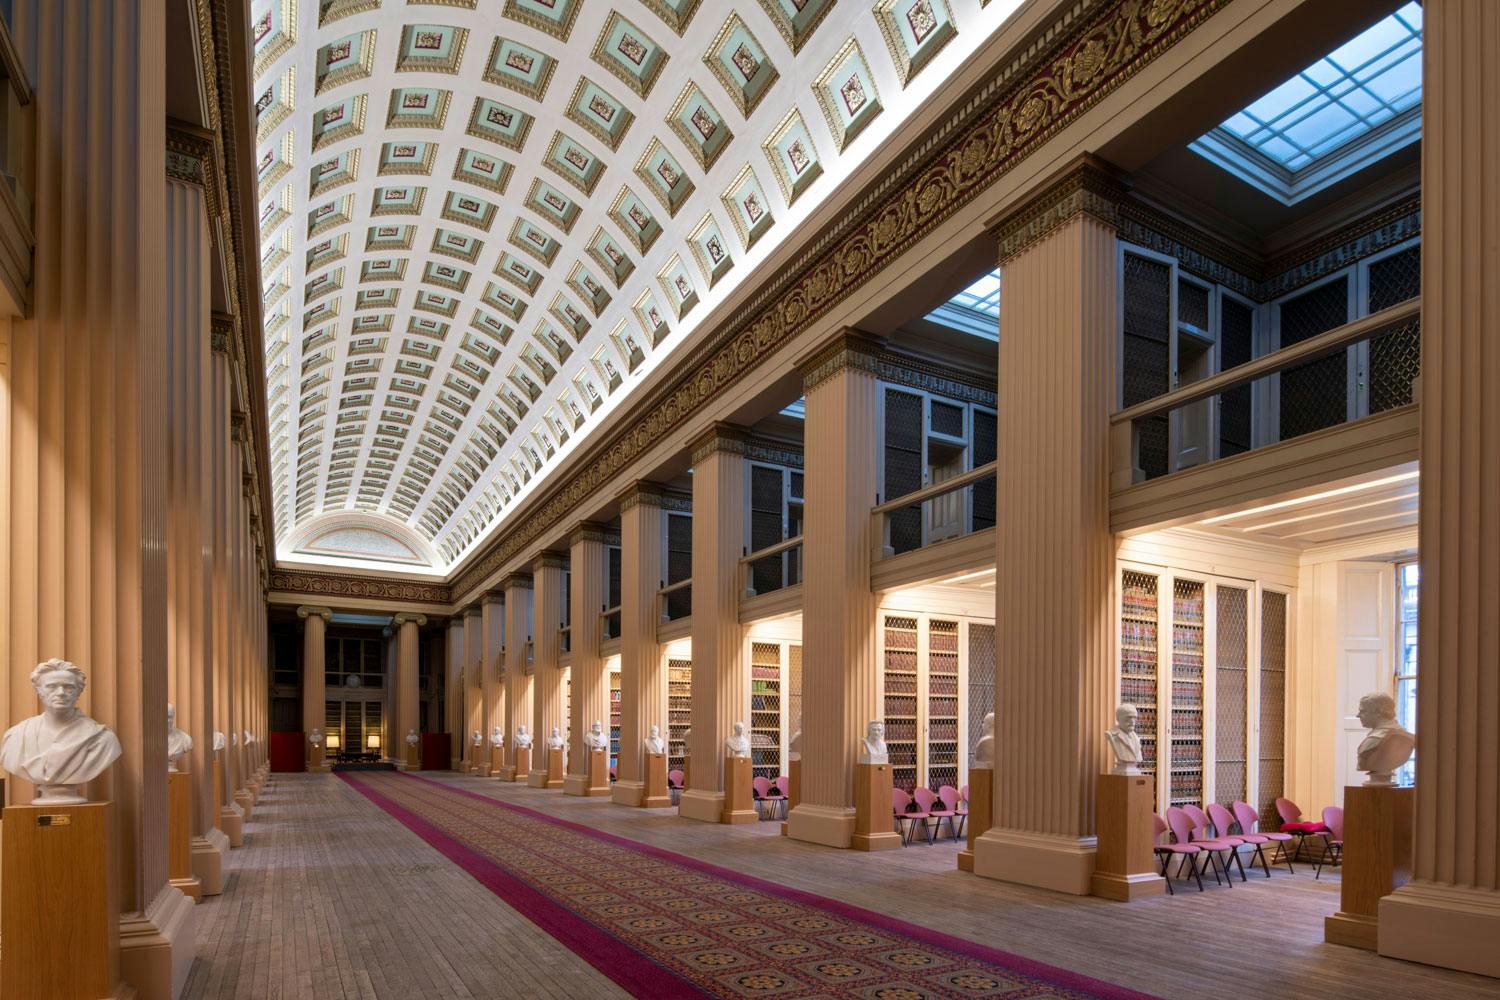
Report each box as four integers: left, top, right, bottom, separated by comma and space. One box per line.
973, 829, 1097, 896
957, 850, 974, 871
612, 779, 645, 806
191, 831, 227, 896
1090, 871, 1165, 901
496, 765, 517, 781
562, 773, 611, 797
786, 804, 856, 849
120, 886, 196, 1000
232, 790, 253, 823
1379, 881, 1500, 978
219, 805, 244, 848
168, 876, 202, 904
679, 789, 726, 824
526, 768, 553, 788
1326, 911, 1380, 951
475, 763, 492, 777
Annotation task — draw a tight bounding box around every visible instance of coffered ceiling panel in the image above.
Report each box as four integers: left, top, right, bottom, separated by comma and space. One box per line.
252, 0, 1018, 574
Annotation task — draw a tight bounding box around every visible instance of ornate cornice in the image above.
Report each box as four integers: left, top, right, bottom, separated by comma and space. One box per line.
800, 331, 884, 393
462, 603, 484, 618
269, 569, 452, 604
744, 438, 804, 470
295, 605, 332, 621
210, 312, 233, 356
502, 572, 534, 592
993, 155, 1128, 264
532, 551, 569, 572
165, 123, 213, 190
447, 0, 1231, 603
689, 423, 750, 466
617, 481, 665, 513
662, 492, 694, 515
481, 588, 505, 604
876, 352, 998, 407
569, 520, 611, 546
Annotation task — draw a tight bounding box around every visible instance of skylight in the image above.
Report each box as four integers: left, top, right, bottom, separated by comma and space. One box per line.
1190, 4, 1422, 204
949, 271, 1001, 318
925, 269, 1000, 340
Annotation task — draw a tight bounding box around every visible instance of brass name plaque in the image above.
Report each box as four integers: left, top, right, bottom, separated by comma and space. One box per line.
37, 814, 72, 827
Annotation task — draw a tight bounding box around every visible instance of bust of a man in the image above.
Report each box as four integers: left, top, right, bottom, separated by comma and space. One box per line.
858, 720, 889, 765
309, 727, 325, 747
644, 724, 665, 755
490, 725, 504, 747
585, 720, 608, 752
213, 730, 226, 752
1356, 691, 1415, 785
725, 721, 751, 758
471, 729, 484, 748
514, 725, 533, 748
1105, 704, 1144, 775
166, 703, 193, 772
972, 712, 995, 769
243, 730, 255, 746
0, 659, 123, 804
547, 726, 566, 750
231, 732, 238, 747
405, 729, 420, 748
788, 728, 802, 762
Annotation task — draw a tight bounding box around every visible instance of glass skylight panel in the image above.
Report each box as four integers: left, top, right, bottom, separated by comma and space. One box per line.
1212, 4, 1421, 170
949, 270, 1000, 318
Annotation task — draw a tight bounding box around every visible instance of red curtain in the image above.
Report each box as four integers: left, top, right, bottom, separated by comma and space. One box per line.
269, 731, 306, 772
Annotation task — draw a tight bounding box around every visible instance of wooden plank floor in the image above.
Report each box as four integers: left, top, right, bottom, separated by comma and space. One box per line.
186, 772, 1500, 999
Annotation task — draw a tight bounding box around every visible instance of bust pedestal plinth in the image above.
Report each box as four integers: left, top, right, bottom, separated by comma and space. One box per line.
505, 746, 529, 782
489, 746, 504, 777
722, 755, 758, 824
403, 744, 419, 770
959, 767, 993, 871
1327, 785, 1414, 949
643, 752, 671, 807
528, 746, 565, 788
307, 744, 326, 773
168, 771, 203, 902
852, 763, 902, 851
585, 748, 610, 796
1090, 773, 1165, 900
2, 802, 131, 1000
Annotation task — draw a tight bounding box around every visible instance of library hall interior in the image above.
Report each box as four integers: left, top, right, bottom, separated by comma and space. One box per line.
2, 0, 1499, 997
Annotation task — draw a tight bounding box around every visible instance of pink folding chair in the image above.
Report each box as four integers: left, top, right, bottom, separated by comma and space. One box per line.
891, 788, 933, 844
1210, 802, 1271, 878
609, 763, 617, 782
1154, 813, 1204, 893
1276, 797, 1329, 862
1185, 803, 1246, 882
667, 768, 684, 804
1233, 800, 1294, 874
1166, 807, 1229, 886
774, 775, 790, 799
939, 785, 967, 839
914, 787, 957, 841
1315, 805, 1344, 879
752, 775, 786, 819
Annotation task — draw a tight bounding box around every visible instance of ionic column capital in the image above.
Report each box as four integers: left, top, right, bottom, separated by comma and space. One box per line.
392, 612, 428, 628
296, 606, 332, 621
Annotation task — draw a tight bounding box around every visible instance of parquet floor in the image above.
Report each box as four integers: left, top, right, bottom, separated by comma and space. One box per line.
184, 772, 1500, 1000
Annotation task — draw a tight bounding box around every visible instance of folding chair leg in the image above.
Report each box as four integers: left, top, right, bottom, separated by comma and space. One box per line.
1255, 845, 1271, 877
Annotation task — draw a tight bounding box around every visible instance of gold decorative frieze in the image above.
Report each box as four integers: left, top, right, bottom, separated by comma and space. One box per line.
269, 570, 452, 604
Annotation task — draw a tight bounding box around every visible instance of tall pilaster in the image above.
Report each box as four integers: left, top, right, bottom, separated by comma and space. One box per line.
392, 613, 426, 764
298, 606, 331, 755
971, 161, 1119, 894
787, 335, 882, 848
1378, 0, 1500, 976
463, 605, 484, 771
482, 590, 505, 759
565, 523, 609, 795
445, 619, 465, 766
503, 573, 534, 772
529, 553, 568, 787
613, 482, 667, 806
680, 426, 749, 823
210, 323, 242, 843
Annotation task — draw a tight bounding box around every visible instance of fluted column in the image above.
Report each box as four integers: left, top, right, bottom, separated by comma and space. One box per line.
680, 426, 749, 822
786, 335, 882, 848
209, 325, 242, 843
481, 590, 505, 767
564, 523, 609, 795
392, 613, 426, 765
971, 162, 1119, 894
613, 483, 667, 806
462, 605, 484, 771
445, 619, 465, 766
1378, 1, 1500, 975
503, 573, 534, 773
298, 606, 330, 761
529, 553, 568, 787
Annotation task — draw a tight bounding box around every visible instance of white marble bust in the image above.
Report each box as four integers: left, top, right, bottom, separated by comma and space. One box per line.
308, 727, 325, 747
585, 720, 608, 752
644, 724, 665, 755
514, 725, 533, 749
231, 732, 238, 747
471, 729, 484, 748
972, 712, 995, 769
725, 721, 751, 758
547, 726, 566, 751
405, 729, 420, 748
788, 728, 802, 762
213, 730, 226, 752
1356, 691, 1416, 786
166, 703, 193, 772
1105, 704, 1144, 775
490, 725, 504, 747
858, 720, 889, 765
0, 659, 123, 804
243, 730, 255, 746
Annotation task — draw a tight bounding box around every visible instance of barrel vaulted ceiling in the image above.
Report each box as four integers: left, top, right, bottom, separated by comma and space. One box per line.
253, 0, 1018, 575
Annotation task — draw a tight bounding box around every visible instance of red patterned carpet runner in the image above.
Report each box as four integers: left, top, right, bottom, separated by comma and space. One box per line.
340, 772, 1157, 1000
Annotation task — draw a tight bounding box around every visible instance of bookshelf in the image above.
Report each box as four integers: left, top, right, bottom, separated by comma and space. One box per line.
882, 616, 920, 793
1119, 570, 1159, 778
609, 667, 621, 762
926, 619, 960, 792
750, 642, 782, 780
1169, 579, 1205, 807
667, 658, 691, 773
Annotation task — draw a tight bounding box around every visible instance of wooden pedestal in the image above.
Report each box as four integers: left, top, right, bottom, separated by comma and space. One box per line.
168, 771, 203, 902
1090, 773, 1166, 900
307, 744, 324, 772
1326, 785, 1414, 949
853, 763, 902, 851
781, 757, 801, 836
959, 767, 992, 871
507, 746, 530, 782
2, 802, 127, 1000
643, 752, 671, 807
404, 744, 420, 769
212, 759, 223, 832
586, 749, 610, 795
545, 746, 565, 787
490, 746, 504, 776
722, 755, 758, 824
